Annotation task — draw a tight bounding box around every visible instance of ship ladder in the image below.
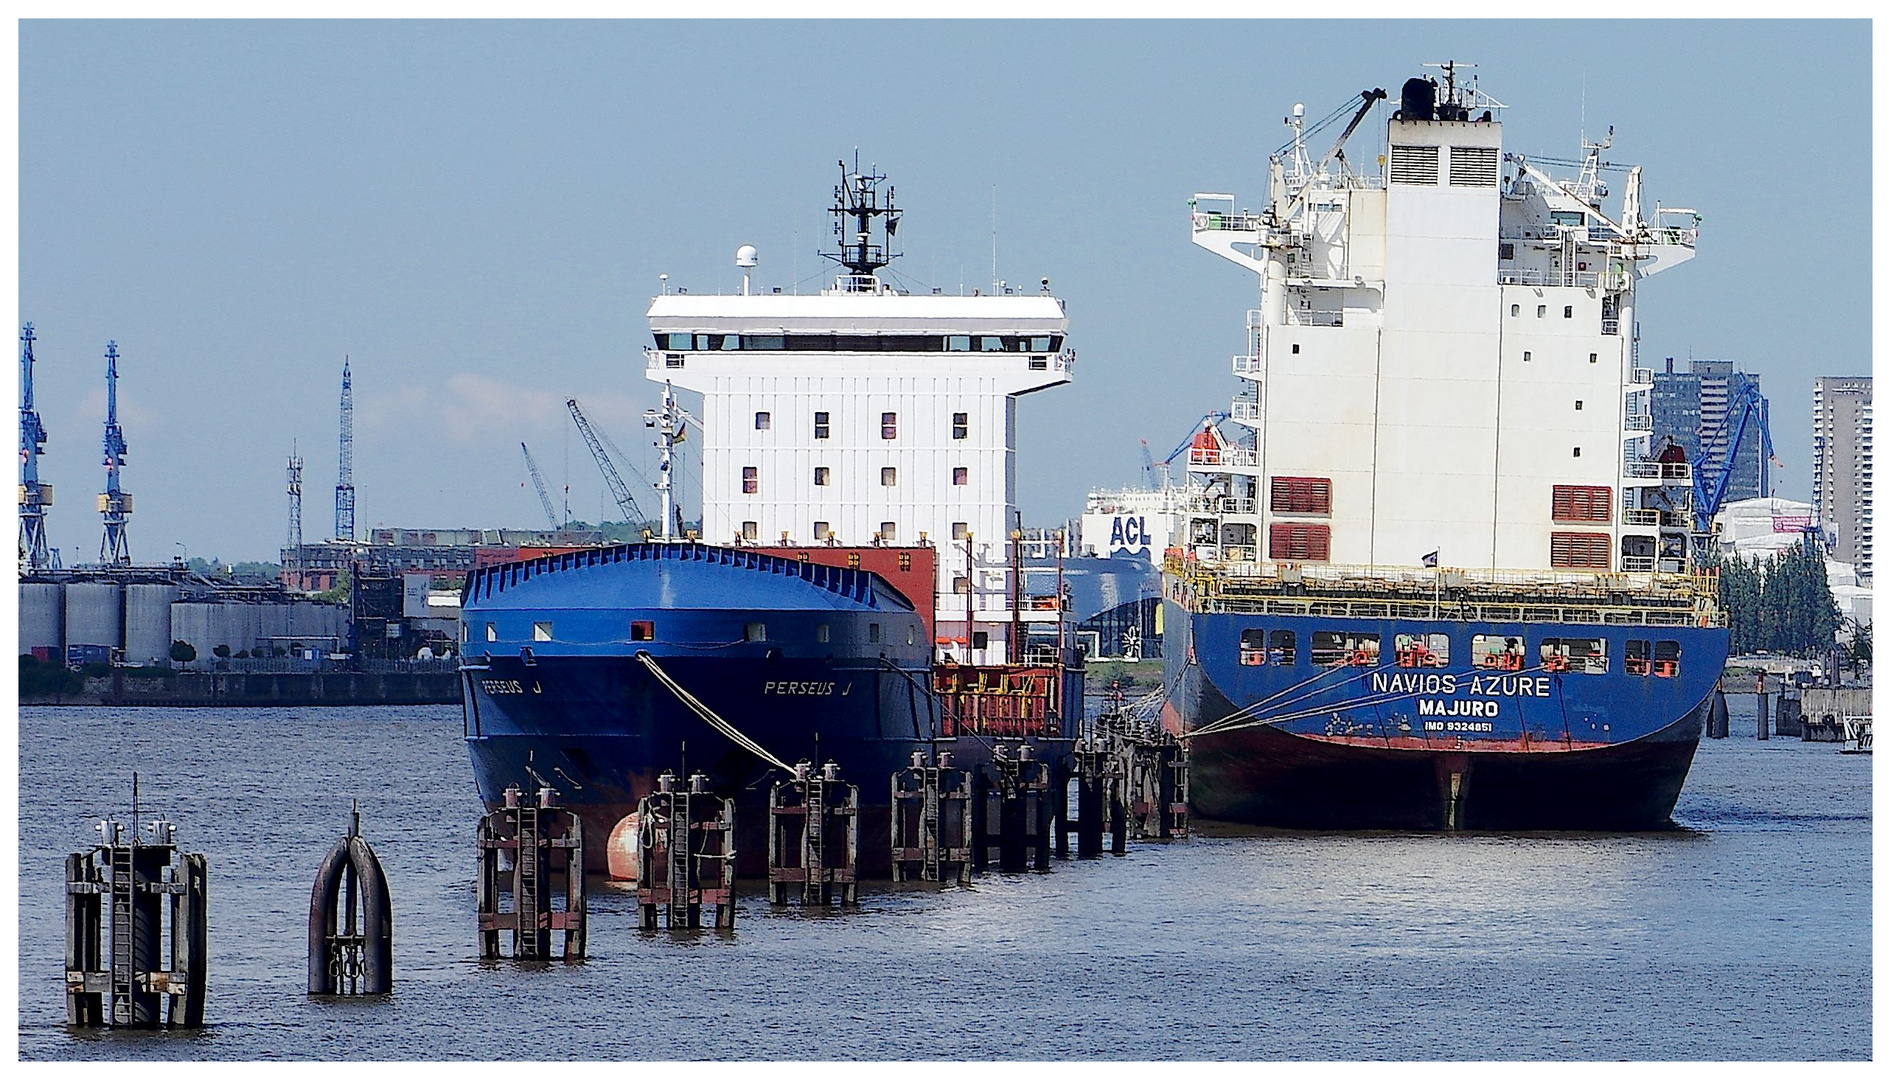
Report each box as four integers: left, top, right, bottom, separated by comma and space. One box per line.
635, 651, 793, 771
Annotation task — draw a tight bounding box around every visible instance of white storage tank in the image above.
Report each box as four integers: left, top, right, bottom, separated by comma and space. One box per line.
64, 581, 124, 650
124, 584, 181, 665
19, 582, 65, 655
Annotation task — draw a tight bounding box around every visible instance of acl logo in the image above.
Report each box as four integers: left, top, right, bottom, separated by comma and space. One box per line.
1109, 516, 1148, 550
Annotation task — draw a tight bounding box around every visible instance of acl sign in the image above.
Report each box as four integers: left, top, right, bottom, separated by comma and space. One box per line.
1109, 515, 1149, 551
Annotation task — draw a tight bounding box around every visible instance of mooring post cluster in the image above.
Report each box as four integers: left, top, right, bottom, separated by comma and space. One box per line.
477, 784, 586, 960
891, 750, 973, 883
64, 777, 207, 1029
636, 771, 736, 929
767, 760, 860, 907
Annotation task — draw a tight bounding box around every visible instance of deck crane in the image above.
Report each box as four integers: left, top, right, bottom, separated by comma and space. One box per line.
565, 397, 645, 526
1139, 438, 1160, 489
1691, 378, 1777, 533
519, 442, 561, 531
1316, 87, 1388, 176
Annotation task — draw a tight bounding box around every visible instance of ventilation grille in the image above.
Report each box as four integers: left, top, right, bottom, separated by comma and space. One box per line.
1551, 484, 1614, 523
1550, 532, 1611, 569
1388, 144, 1439, 185
1450, 145, 1500, 186
1268, 523, 1331, 562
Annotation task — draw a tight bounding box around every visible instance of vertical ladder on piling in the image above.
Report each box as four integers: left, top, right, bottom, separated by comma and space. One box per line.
476, 784, 585, 961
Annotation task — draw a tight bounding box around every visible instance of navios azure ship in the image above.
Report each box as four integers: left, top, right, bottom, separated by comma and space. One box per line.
1164, 64, 1727, 829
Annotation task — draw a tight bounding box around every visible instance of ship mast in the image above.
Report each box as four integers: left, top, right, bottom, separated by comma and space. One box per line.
823, 153, 901, 292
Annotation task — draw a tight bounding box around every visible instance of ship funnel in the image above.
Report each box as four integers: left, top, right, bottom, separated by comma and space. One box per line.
1399, 77, 1436, 121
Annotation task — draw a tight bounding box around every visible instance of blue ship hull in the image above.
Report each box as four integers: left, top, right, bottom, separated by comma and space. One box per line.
1162, 601, 1727, 829
460, 544, 943, 872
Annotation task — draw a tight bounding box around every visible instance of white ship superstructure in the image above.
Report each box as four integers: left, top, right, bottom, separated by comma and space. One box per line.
1184, 65, 1700, 576
645, 161, 1073, 664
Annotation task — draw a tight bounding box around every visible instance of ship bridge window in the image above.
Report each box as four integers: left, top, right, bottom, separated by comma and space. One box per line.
1551, 210, 1585, 227
1031, 337, 1054, 352
1653, 640, 1681, 677
1540, 637, 1607, 675
979, 336, 1007, 352
1312, 630, 1379, 667
1626, 639, 1652, 676
946, 336, 973, 351
747, 335, 786, 350
1472, 634, 1526, 671
1394, 633, 1451, 668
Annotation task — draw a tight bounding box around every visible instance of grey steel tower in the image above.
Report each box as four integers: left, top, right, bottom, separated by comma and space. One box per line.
19, 323, 53, 572
98, 341, 132, 566
334, 357, 355, 541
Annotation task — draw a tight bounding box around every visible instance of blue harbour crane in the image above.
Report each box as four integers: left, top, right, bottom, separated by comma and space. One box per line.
19, 323, 54, 573
335, 357, 356, 541
1691, 378, 1777, 533
98, 340, 132, 567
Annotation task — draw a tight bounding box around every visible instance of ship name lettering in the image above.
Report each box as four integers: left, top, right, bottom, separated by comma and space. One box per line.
1371, 672, 1459, 695
480, 679, 524, 695
764, 680, 836, 696
1465, 675, 1552, 697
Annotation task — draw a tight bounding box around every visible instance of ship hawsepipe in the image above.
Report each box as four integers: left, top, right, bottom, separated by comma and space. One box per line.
1161, 567, 1728, 830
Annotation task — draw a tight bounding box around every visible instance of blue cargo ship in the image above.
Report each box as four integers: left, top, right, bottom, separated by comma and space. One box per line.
1165, 66, 1727, 828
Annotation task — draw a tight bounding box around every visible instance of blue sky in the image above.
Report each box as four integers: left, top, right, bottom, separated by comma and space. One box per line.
18, 19, 1872, 563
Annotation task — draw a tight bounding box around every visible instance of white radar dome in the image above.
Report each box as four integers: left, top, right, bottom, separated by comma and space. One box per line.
735, 245, 759, 268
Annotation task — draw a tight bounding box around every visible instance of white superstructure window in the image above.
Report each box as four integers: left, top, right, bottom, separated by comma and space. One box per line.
814, 521, 831, 540
953, 467, 968, 486
742, 466, 759, 494
952, 412, 968, 440
741, 520, 758, 540
881, 412, 898, 439
952, 521, 969, 540
880, 521, 898, 542
814, 466, 830, 486
755, 411, 771, 430
814, 411, 831, 439
882, 467, 897, 486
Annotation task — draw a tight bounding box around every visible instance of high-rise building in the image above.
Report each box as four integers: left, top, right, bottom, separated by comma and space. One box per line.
1650, 358, 1769, 503
1812, 376, 1872, 579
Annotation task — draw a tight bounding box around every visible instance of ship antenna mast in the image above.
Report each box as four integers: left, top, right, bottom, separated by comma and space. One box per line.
19, 322, 53, 573
822, 152, 900, 292
98, 340, 132, 566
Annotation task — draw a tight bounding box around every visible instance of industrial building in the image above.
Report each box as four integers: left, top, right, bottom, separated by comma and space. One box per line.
20, 568, 349, 669
1812, 376, 1872, 581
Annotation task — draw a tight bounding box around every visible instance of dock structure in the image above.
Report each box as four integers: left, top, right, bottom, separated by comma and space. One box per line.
1065, 737, 1126, 858
307, 805, 393, 995
64, 779, 207, 1029
891, 751, 973, 884
767, 761, 859, 907
637, 771, 736, 929
974, 744, 1053, 872
476, 785, 586, 961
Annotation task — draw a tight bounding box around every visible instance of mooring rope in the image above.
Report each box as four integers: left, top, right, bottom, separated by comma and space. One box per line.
635, 651, 794, 771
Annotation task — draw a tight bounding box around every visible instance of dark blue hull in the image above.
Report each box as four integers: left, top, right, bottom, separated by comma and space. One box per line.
1162, 601, 1727, 829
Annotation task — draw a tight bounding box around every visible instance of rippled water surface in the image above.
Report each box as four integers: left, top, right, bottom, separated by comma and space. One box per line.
17, 702, 1871, 1060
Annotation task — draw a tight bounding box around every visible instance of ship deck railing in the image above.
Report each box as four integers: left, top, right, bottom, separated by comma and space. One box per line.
1165, 555, 1724, 627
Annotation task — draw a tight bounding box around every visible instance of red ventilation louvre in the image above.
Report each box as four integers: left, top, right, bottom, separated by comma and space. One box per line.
1270, 476, 1332, 515
1550, 531, 1611, 568
1269, 523, 1331, 562
1552, 484, 1613, 523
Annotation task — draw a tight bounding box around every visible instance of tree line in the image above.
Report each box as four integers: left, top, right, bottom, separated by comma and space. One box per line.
1710, 540, 1843, 658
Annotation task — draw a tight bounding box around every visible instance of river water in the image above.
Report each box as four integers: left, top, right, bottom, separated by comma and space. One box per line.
16, 701, 1871, 1060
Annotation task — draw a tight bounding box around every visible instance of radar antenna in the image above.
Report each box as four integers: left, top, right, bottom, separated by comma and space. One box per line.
823, 152, 901, 291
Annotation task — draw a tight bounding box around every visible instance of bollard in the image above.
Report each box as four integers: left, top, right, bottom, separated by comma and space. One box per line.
65, 776, 207, 1029
308, 803, 393, 995
768, 761, 859, 906
476, 784, 586, 961
1706, 690, 1730, 739
1757, 689, 1771, 740
891, 751, 972, 884
1160, 738, 1191, 839
637, 771, 736, 929
975, 744, 1053, 872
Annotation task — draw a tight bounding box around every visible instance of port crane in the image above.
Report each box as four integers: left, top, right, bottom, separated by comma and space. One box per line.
565, 397, 645, 526
519, 442, 562, 531
1691, 378, 1777, 533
